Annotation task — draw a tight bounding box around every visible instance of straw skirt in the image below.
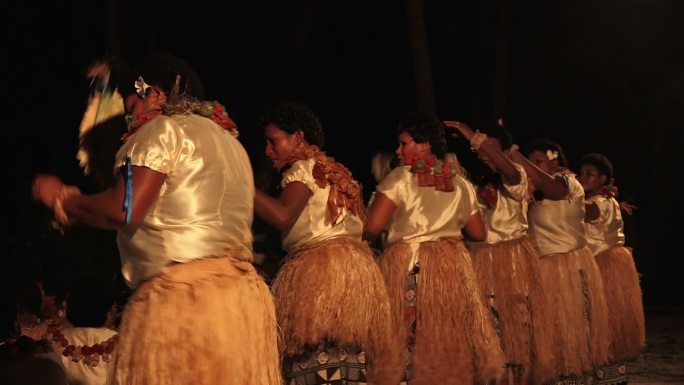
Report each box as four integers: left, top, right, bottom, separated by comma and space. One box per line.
379, 238, 505, 385
112, 257, 281, 385
470, 236, 555, 384
594, 246, 645, 362
537, 246, 610, 379
271, 237, 401, 385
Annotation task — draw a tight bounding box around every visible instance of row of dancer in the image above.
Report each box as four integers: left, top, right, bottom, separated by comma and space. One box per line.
30, 53, 644, 385
441, 120, 645, 385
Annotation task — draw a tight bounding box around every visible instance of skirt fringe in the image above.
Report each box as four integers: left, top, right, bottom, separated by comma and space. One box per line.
272, 237, 401, 385
595, 246, 645, 361
112, 257, 281, 385
537, 246, 610, 378
470, 236, 556, 384
380, 238, 505, 385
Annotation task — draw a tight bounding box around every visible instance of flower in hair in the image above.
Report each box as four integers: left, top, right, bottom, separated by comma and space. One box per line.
134, 76, 151, 97
546, 150, 559, 160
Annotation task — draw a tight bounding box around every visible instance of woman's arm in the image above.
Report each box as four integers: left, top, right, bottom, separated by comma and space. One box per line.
444, 121, 521, 185
254, 181, 312, 232
462, 211, 486, 242
585, 202, 600, 222
363, 192, 397, 243
33, 166, 166, 229
508, 149, 568, 200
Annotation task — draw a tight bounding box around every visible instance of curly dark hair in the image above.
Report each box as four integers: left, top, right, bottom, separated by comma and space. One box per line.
479, 120, 513, 150
259, 101, 325, 148
397, 112, 447, 158
522, 138, 568, 167
579, 153, 614, 181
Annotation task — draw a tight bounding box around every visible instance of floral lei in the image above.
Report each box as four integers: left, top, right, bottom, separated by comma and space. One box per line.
405, 155, 458, 192
588, 184, 619, 199
123, 96, 238, 142
285, 144, 366, 224
47, 325, 118, 367
477, 183, 498, 209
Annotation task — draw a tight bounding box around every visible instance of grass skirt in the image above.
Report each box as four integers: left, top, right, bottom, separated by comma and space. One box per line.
112, 257, 280, 385
537, 246, 610, 378
595, 246, 645, 362
380, 238, 505, 385
272, 237, 401, 385
470, 236, 555, 384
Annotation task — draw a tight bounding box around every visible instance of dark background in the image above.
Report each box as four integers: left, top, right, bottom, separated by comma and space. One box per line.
2, 1, 682, 306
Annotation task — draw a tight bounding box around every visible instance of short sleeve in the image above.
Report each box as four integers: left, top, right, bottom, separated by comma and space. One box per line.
459, 175, 481, 216
281, 159, 318, 192
376, 167, 407, 206
587, 195, 612, 225
114, 116, 184, 175
501, 163, 529, 202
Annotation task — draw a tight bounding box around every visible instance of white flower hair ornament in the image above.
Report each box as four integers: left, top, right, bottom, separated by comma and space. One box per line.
546, 149, 559, 160
135, 76, 151, 97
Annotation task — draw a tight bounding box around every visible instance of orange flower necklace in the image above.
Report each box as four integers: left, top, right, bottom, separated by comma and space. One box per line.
285, 144, 366, 224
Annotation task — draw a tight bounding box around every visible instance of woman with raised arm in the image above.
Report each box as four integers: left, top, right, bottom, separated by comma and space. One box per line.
579, 153, 645, 385
444, 120, 554, 385
365, 112, 504, 385
509, 139, 610, 384
254, 101, 399, 385
32, 54, 280, 385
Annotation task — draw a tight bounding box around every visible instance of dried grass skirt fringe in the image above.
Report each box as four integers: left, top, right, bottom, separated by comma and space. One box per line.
112, 257, 281, 385
537, 246, 610, 378
380, 238, 505, 385
470, 236, 556, 384
594, 246, 645, 362
271, 237, 401, 385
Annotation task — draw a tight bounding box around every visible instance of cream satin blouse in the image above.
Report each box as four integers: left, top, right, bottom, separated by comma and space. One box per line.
475, 163, 530, 245
585, 195, 625, 255
114, 115, 255, 288
377, 166, 479, 269
280, 159, 364, 252
527, 172, 587, 257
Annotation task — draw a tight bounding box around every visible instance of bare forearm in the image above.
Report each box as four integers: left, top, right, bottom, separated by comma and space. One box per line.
479, 141, 521, 185
63, 190, 127, 229
509, 150, 567, 199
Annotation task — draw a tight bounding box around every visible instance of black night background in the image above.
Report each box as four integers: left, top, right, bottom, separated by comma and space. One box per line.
2, 0, 683, 312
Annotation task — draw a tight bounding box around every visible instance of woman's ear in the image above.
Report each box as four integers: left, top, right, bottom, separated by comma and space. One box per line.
418, 142, 431, 156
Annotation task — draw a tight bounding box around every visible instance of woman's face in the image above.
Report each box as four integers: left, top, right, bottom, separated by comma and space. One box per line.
395, 131, 429, 164
528, 150, 558, 174
124, 86, 166, 116
264, 123, 302, 170
578, 164, 606, 194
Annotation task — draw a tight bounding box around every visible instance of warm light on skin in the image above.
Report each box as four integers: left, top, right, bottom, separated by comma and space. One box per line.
479, 137, 502, 172
395, 131, 429, 164
528, 150, 557, 174
578, 164, 606, 194
264, 123, 303, 170
124, 87, 166, 115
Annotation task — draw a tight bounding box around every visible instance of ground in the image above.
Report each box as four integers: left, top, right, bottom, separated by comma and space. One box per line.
629, 307, 684, 384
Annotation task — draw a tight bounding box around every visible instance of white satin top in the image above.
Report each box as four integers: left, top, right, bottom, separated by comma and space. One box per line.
475, 163, 530, 245
527, 172, 587, 257
377, 166, 479, 245
59, 327, 118, 385
281, 158, 364, 252
585, 195, 625, 255
114, 115, 255, 288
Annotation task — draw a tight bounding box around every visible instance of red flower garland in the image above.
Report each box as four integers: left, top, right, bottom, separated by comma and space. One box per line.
406, 155, 457, 192
47, 325, 118, 367
477, 183, 498, 209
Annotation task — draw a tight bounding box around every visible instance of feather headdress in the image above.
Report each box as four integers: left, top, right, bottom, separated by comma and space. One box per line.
76, 62, 125, 177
